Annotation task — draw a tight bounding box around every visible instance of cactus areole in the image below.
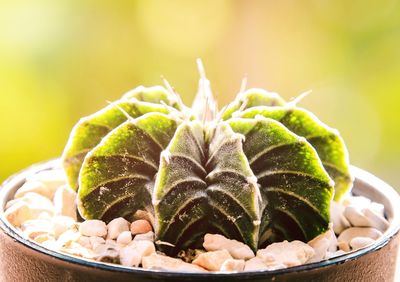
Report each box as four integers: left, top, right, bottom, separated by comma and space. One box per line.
62, 61, 353, 255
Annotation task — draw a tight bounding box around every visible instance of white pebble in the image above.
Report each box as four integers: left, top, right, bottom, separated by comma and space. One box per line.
308, 229, 337, 263
337, 227, 382, 245
79, 220, 107, 237
6, 192, 54, 213
53, 186, 77, 220
363, 208, 389, 232
342, 196, 371, 209
57, 230, 81, 247
220, 259, 245, 272
343, 204, 389, 232
42, 239, 59, 250
203, 234, 254, 260
37, 212, 53, 221
52, 216, 77, 238
369, 202, 385, 217
244, 257, 268, 271
343, 206, 371, 227
117, 231, 132, 245
130, 219, 152, 235
120, 248, 141, 267
89, 236, 106, 249
77, 236, 91, 248
27, 169, 66, 197
337, 241, 350, 252
107, 217, 130, 240
142, 253, 206, 272
330, 201, 351, 234
4, 202, 32, 227
119, 240, 155, 267
92, 244, 107, 255
325, 250, 346, 259
34, 234, 55, 244
4, 201, 53, 227
257, 240, 315, 268
133, 231, 154, 242
349, 237, 375, 250
21, 219, 54, 239
14, 181, 51, 199
105, 239, 117, 248
192, 250, 232, 271
61, 242, 95, 259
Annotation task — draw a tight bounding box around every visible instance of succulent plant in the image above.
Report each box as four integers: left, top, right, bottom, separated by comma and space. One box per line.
62, 63, 352, 255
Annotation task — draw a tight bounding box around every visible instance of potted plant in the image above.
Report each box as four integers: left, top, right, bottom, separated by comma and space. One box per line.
1, 62, 399, 281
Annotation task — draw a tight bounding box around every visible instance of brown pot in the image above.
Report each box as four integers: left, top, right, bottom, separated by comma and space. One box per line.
0, 160, 399, 282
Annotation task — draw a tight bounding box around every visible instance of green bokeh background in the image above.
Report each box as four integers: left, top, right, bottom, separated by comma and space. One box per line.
0, 0, 399, 191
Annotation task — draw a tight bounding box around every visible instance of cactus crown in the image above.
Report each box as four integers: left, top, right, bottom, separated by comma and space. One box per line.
62, 62, 352, 255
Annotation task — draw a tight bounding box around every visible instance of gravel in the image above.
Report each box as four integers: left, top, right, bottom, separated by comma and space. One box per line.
3, 170, 390, 273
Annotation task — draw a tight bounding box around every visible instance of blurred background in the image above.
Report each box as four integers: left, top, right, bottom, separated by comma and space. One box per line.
0, 0, 399, 191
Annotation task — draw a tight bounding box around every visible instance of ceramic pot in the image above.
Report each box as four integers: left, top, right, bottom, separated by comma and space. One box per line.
0, 160, 399, 282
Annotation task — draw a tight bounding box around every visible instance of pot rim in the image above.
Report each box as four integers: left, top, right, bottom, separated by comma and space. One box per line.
0, 159, 399, 279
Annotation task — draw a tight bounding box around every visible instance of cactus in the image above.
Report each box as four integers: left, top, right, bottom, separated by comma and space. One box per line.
62, 64, 352, 255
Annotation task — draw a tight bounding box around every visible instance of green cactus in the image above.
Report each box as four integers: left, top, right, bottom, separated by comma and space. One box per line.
62, 68, 352, 255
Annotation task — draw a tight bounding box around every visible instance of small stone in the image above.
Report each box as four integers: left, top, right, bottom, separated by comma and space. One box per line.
220, 259, 245, 272
325, 250, 346, 259
53, 186, 77, 220
95, 246, 120, 263
330, 201, 351, 234
342, 196, 371, 209
89, 236, 106, 250
60, 242, 95, 259
192, 250, 233, 271
337, 241, 350, 252
130, 219, 152, 235
120, 249, 141, 267
308, 228, 337, 262
203, 234, 255, 260
27, 169, 66, 198
57, 230, 81, 247
337, 227, 382, 246
244, 257, 268, 271
343, 204, 389, 232
4, 201, 53, 227
133, 231, 154, 242
363, 208, 389, 232
257, 240, 315, 267
132, 210, 154, 226
34, 233, 55, 244
21, 219, 54, 239
79, 220, 107, 237
42, 239, 59, 250
38, 212, 53, 221
77, 236, 91, 248
117, 231, 132, 245
119, 240, 155, 267
142, 253, 207, 272
349, 237, 375, 250
14, 181, 51, 199
343, 206, 371, 227
105, 239, 119, 249
369, 202, 385, 217
107, 217, 130, 240
52, 216, 77, 238
6, 192, 54, 213
92, 243, 107, 254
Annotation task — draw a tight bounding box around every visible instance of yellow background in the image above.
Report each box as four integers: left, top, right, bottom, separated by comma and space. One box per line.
0, 0, 399, 191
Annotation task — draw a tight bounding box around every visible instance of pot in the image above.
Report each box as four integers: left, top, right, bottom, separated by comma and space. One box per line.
0, 160, 399, 282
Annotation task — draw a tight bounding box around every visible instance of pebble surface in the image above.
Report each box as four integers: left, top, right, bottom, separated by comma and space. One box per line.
3, 170, 391, 273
